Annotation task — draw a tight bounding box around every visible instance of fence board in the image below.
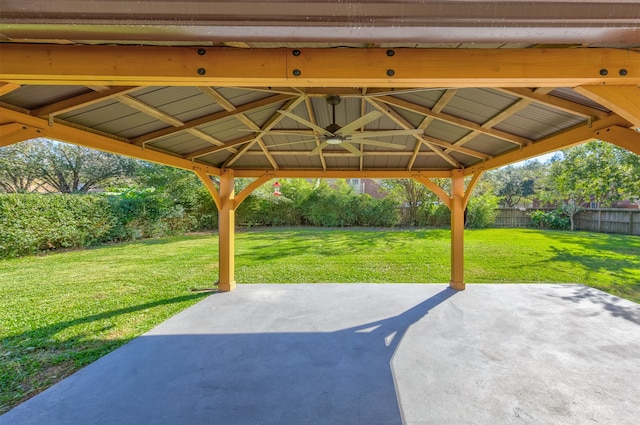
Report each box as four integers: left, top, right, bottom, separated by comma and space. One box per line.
494, 208, 640, 235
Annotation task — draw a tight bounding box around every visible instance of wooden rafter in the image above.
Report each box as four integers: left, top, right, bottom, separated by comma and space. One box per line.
375, 95, 531, 147
445, 95, 534, 154
495, 87, 610, 120
257, 139, 279, 170
130, 94, 293, 146
432, 89, 458, 114
242, 150, 422, 157
464, 114, 633, 175
0, 106, 220, 175
185, 134, 256, 159
223, 96, 306, 168
367, 98, 463, 168
32, 86, 139, 117
116, 94, 184, 126
304, 96, 327, 170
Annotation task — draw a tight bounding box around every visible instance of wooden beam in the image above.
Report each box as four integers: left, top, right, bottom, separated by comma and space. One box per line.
443, 98, 531, 155
184, 128, 226, 147
0, 122, 45, 147
0, 106, 220, 175
413, 176, 452, 209
594, 126, 640, 155
464, 114, 633, 175
232, 169, 452, 179
0, 83, 21, 96
450, 170, 466, 291
463, 171, 484, 210
574, 85, 640, 127
194, 169, 221, 210
234, 174, 274, 208
2, 45, 638, 87
218, 169, 236, 292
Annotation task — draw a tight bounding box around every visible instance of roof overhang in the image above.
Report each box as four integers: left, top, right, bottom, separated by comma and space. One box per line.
2, 0, 640, 44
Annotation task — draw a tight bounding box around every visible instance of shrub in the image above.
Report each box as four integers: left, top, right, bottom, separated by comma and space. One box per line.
354, 195, 400, 227
529, 209, 570, 230
0, 194, 115, 257
466, 193, 499, 228
416, 203, 450, 227
236, 193, 301, 227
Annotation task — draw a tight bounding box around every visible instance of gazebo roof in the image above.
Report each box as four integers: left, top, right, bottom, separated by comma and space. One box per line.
1, 1, 639, 178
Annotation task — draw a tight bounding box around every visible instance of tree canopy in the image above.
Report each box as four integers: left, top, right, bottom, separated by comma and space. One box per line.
0, 139, 137, 193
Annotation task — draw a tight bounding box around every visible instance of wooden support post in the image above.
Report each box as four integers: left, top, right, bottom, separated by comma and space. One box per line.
450, 170, 465, 291
218, 169, 236, 292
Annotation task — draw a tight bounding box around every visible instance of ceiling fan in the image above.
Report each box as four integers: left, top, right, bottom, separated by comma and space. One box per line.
260, 95, 425, 156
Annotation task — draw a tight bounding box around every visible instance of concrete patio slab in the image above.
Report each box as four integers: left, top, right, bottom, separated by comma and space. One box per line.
1, 283, 639, 425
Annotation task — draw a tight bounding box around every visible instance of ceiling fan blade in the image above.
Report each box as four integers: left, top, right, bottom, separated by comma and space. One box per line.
348, 129, 424, 139
341, 142, 364, 157
352, 139, 406, 149
366, 87, 451, 97
238, 129, 315, 137
266, 139, 316, 148
336, 111, 383, 135
308, 141, 329, 156
277, 110, 329, 135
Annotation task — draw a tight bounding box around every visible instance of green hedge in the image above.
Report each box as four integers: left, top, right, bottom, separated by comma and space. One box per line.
0, 192, 218, 258
236, 181, 400, 228
1, 184, 500, 258
0, 194, 115, 257
529, 209, 570, 230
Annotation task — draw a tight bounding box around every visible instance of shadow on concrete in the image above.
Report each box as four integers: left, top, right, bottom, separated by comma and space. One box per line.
1, 288, 456, 425
550, 284, 640, 325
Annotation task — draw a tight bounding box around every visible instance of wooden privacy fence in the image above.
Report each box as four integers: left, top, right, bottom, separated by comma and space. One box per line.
494, 208, 640, 236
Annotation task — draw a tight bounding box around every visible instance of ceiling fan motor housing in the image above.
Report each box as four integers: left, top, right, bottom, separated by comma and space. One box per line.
325, 94, 342, 105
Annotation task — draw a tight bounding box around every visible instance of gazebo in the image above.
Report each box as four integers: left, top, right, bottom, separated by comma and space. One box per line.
1, 1, 639, 291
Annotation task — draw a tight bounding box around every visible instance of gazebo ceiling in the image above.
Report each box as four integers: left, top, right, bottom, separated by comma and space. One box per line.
1, 1, 639, 178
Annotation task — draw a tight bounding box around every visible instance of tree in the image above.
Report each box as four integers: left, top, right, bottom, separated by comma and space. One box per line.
486, 161, 545, 207
544, 141, 640, 230
379, 178, 441, 226
548, 141, 639, 206
0, 142, 44, 193
0, 139, 138, 193
38, 139, 138, 193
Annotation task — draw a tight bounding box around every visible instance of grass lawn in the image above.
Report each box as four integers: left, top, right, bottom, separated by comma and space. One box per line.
1, 228, 639, 413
